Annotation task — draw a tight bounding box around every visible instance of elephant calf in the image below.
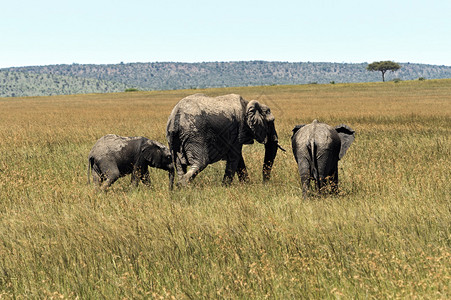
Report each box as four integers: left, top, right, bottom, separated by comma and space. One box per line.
88, 134, 174, 190
291, 120, 355, 197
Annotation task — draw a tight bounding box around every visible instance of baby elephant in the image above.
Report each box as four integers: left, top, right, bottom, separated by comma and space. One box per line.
291, 120, 355, 197
88, 134, 174, 190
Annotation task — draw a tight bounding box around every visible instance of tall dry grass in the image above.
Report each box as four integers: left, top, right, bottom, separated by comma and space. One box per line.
0, 80, 450, 298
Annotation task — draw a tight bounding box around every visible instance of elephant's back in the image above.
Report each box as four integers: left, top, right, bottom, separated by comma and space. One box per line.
293, 122, 340, 155
292, 122, 328, 147
293, 125, 312, 146
89, 134, 141, 158
167, 93, 245, 133
173, 93, 244, 115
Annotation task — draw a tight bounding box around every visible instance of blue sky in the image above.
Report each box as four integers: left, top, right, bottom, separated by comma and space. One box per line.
1, 0, 450, 68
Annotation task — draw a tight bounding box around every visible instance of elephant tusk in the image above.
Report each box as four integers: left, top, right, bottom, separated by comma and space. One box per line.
277, 143, 287, 152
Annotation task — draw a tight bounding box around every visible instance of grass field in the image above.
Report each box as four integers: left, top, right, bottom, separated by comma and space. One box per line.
0, 80, 450, 298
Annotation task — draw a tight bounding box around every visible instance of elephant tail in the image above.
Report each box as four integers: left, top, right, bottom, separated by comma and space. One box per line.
167, 130, 178, 163
167, 113, 178, 152
308, 139, 320, 190
167, 113, 185, 168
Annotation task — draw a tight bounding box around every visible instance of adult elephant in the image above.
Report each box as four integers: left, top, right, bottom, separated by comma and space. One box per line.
291, 119, 355, 197
166, 93, 285, 186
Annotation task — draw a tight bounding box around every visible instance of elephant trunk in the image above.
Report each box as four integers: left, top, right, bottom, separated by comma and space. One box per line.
262, 122, 279, 182
263, 141, 278, 182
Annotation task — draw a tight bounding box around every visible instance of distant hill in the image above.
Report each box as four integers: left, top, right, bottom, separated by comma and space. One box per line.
0, 71, 130, 97
2, 61, 451, 97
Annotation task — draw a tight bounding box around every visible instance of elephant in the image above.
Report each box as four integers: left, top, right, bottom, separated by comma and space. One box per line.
166, 93, 285, 186
291, 119, 355, 197
87, 134, 174, 190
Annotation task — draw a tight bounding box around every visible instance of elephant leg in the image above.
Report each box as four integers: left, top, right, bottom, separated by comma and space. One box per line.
330, 163, 339, 194
222, 156, 240, 186
175, 154, 187, 180
177, 143, 208, 187
297, 158, 311, 198
316, 154, 333, 194
91, 171, 102, 187
100, 166, 120, 191
140, 170, 152, 187
132, 165, 150, 187
178, 161, 206, 187
91, 163, 104, 188
131, 170, 139, 187
317, 176, 325, 194
301, 175, 310, 198
131, 170, 151, 187
236, 155, 249, 183
101, 177, 119, 191
179, 163, 206, 186
318, 155, 337, 194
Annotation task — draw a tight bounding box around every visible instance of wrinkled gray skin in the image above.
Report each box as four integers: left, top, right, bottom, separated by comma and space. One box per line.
88, 134, 174, 190
291, 120, 355, 197
167, 93, 284, 186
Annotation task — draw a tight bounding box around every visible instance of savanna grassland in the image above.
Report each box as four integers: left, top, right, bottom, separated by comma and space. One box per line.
0, 80, 450, 298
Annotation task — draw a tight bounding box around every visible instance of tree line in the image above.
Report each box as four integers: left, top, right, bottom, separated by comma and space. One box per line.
1, 61, 451, 97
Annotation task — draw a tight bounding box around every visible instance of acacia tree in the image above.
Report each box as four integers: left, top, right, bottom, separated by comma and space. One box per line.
367, 61, 401, 82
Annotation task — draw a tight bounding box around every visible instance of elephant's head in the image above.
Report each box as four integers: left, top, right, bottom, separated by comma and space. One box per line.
142, 141, 175, 190
245, 100, 285, 181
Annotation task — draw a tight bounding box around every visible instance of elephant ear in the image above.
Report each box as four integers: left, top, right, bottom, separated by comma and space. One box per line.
246, 100, 267, 143
335, 124, 355, 159
238, 123, 255, 144
142, 141, 161, 167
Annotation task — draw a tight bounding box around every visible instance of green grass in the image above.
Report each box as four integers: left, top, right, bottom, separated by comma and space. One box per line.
1, 80, 450, 298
